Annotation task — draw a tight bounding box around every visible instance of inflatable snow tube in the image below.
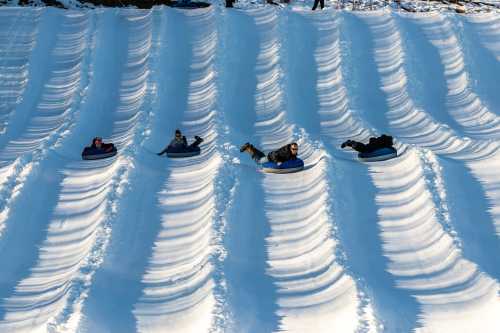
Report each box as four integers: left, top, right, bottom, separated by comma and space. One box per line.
167, 1, 211, 8
166, 146, 201, 158
358, 147, 397, 162
82, 146, 117, 160
262, 159, 304, 174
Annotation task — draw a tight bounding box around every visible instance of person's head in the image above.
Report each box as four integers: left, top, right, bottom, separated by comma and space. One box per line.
175, 129, 182, 140
290, 142, 298, 156
94, 137, 103, 148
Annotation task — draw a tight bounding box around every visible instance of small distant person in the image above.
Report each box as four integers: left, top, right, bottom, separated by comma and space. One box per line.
91, 137, 114, 152
157, 129, 203, 156
240, 142, 299, 164
341, 134, 394, 153
312, 0, 324, 10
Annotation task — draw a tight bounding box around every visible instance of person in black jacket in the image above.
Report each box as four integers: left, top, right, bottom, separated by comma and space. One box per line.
91, 137, 114, 152
240, 142, 299, 164
312, 0, 324, 10
341, 134, 393, 153
158, 129, 203, 156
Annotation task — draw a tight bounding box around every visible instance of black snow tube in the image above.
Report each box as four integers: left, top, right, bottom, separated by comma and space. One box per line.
82, 145, 117, 160
166, 146, 201, 158
167, 1, 211, 8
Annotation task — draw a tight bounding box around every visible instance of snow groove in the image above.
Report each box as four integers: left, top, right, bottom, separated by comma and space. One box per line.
357, 11, 477, 155
133, 7, 223, 333
465, 13, 500, 61
360, 11, 500, 240
368, 150, 500, 332
0, 9, 153, 332
0, 8, 41, 132
0, 10, 91, 236
356, 11, 500, 331
246, 7, 361, 332
415, 13, 500, 140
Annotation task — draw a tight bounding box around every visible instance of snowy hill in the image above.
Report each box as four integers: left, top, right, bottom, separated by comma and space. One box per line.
0, 5, 500, 332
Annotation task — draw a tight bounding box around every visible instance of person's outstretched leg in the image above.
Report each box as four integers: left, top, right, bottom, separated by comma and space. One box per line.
320, 0, 324, 9
312, 0, 319, 10
189, 136, 204, 148
341, 140, 368, 153
240, 142, 266, 163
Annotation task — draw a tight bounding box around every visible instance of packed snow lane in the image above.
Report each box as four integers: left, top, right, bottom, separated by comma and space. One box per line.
369, 150, 500, 332
132, 7, 223, 333
315, 11, 417, 331
225, 7, 361, 332
0, 9, 87, 236
358, 11, 500, 243
220, 8, 280, 333
414, 13, 500, 140
0, 9, 151, 332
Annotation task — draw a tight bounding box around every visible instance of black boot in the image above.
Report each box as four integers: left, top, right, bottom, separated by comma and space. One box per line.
240, 142, 251, 153
341, 140, 352, 149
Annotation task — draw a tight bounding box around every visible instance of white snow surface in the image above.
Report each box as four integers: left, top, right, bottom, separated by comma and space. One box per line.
0, 5, 499, 333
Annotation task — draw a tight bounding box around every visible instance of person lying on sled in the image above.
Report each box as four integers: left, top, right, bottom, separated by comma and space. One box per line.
91, 137, 115, 152
240, 142, 299, 164
157, 129, 203, 156
340, 134, 393, 153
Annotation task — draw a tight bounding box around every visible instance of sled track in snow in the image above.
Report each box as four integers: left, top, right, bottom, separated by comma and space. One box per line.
0, 6, 499, 333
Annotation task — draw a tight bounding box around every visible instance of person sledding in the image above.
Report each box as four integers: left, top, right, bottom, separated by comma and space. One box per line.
341, 134, 397, 162
341, 134, 394, 153
157, 129, 203, 157
240, 142, 304, 173
240, 142, 298, 164
82, 137, 117, 160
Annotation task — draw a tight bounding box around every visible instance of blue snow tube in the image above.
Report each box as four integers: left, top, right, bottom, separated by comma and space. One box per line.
166, 146, 201, 158
261, 158, 304, 174
358, 147, 397, 162
82, 145, 117, 160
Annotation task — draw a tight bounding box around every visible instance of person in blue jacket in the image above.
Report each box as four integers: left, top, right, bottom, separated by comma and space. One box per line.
240, 142, 298, 164
157, 129, 203, 156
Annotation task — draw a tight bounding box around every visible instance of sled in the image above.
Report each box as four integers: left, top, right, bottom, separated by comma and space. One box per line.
358, 147, 397, 162
82, 146, 117, 160
261, 159, 304, 174
166, 146, 201, 158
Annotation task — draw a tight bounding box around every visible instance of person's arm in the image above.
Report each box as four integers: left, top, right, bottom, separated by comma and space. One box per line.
182, 136, 188, 146
158, 146, 168, 156
103, 143, 114, 152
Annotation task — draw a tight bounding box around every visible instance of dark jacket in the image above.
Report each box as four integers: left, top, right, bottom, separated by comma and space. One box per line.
366, 135, 393, 152
90, 142, 114, 152
353, 135, 393, 153
267, 144, 297, 163
168, 136, 188, 149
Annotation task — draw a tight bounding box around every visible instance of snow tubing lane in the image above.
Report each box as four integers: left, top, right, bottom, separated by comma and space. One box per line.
166, 146, 201, 158
261, 159, 305, 174
358, 147, 397, 162
81, 147, 118, 160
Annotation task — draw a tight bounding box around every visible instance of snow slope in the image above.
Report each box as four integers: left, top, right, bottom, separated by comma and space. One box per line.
0, 5, 499, 333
